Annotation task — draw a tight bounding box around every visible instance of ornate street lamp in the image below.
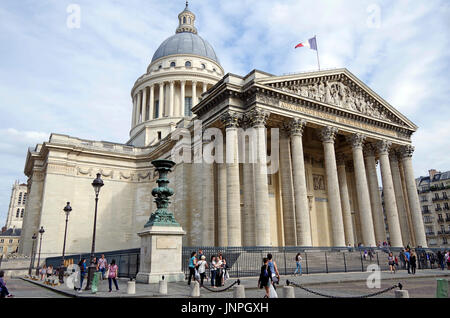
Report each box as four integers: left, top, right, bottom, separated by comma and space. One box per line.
35, 226, 45, 276
59, 202, 72, 284
86, 173, 104, 290
28, 233, 37, 276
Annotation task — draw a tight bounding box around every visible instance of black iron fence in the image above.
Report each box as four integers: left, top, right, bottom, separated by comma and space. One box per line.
45, 246, 445, 279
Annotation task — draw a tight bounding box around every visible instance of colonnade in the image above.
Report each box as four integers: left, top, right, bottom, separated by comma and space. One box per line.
131, 80, 210, 127
198, 109, 427, 248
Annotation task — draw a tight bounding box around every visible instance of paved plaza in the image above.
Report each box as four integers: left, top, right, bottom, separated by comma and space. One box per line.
8, 269, 449, 298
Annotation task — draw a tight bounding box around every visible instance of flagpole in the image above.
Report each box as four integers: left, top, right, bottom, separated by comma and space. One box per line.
315, 35, 321, 71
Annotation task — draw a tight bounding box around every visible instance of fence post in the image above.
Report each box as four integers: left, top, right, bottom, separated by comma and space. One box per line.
325, 252, 328, 273
360, 251, 364, 272
283, 247, 287, 276
128, 254, 131, 278
376, 252, 380, 266
343, 253, 347, 272
305, 253, 309, 274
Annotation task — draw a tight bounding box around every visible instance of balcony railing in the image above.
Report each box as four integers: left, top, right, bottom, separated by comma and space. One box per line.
444, 207, 450, 211
436, 208, 443, 212
433, 196, 449, 202
438, 218, 445, 223
422, 210, 431, 214
426, 232, 435, 236
424, 220, 433, 224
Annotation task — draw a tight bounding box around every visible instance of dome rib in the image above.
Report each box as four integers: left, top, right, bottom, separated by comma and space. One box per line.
151, 32, 219, 64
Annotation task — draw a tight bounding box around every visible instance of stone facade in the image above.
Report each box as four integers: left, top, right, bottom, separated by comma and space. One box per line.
17, 4, 428, 257
416, 169, 450, 247
4, 181, 27, 230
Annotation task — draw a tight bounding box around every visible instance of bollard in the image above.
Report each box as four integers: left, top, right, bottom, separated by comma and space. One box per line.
127, 280, 136, 295
159, 279, 168, 295
436, 279, 448, 298
233, 284, 246, 298
190, 281, 200, 297
283, 286, 295, 298
395, 290, 409, 298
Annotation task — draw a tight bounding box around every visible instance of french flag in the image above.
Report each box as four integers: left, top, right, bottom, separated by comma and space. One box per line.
295, 36, 317, 50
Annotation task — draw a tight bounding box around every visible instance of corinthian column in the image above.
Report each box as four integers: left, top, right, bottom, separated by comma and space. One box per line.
319, 126, 345, 247
347, 133, 376, 247
390, 150, 412, 246
169, 81, 175, 117
363, 144, 386, 243
131, 95, 137, 128
180, 80, 186, 117
192, 81, 197, 107
336, 153, 355, 246
202, 138, 215, 245
377, 140, 403, 247
217, 147, 228, 246
399, 145, 428, 247
141, 87, 147, 122
248, 108, 271, 246
221, 111, 242, 246
288, 118, 312, 246
279, 128, 296, 246
135, 90, 142, 125
159, 82, 165, 117
149, 85, 154, 120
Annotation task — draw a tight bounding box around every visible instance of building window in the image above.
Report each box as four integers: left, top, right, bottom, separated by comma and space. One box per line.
158, 65, 162, 69
155, 101, 159, 118
183, 17, 186, 23
170, 61, 176, 67
16, 208, 20, 218
185, 61, 191, 68
157, 131, 162, 140
23, 193, 27, 204
0, 239, 3, 243
9, 240, 12, 244
184, 97, 192, 116
443, 192, 448, 199
443, 237, 448, 245
18, 192, 22, 204
213, 68, 216, 72
20, 209, 24, 218
201, 63, 206, 69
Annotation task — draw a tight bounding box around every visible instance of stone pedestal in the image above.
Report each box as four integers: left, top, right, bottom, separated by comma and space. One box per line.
136, 226, 186, 284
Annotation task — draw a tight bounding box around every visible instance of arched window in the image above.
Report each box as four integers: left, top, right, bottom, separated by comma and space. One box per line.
188, 17, 191, 24
185, 61, 191, 67
21, 209, 24, 218
170, 61, 176, 67
16, 208, 20, 217
158, 64, 162, 69
183, 17, 186, 23
201, 63, 206, 69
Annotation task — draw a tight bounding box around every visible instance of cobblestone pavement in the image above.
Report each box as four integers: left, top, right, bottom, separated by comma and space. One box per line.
18, 268, 450, 298
3, 278, 68, 298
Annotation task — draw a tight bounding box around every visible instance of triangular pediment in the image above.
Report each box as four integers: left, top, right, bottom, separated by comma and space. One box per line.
256, 68, 417, 130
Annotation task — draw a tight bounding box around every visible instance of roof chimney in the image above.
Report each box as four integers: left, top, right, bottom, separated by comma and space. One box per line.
429, 169, 438, 180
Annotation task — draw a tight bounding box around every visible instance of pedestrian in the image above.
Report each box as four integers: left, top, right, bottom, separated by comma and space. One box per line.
40, 265, 47, 281
46, 265, 53, 278
98, 254, 108, 280
410, 250, 417, 275
267, 253, 280, 289
187, 251, 197, 285
198, 249, 204, 260
258, 258, 272, 298
294, 253, 302, 276
197, 255, 208, 287
222, 256, 229, 284
216, 253, 224, 287
0, 271, 13, 298
399, 249, 406, 270
404, 248, 411, 274
446, 251, 450, 270
437, 251, 444, 270
77, 258, 87, 292
430, 253, 435, 269
210, 255, 217, 288
388, 252, 396, 274
107, 259, 119, 292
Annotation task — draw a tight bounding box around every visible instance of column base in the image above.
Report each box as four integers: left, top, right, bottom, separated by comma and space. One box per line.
136, 272, 185, 284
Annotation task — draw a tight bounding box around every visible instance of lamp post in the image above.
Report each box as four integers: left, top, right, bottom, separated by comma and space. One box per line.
28, 233, 37, 276
85, 173, 104, 290
59, 202, 72, 284
35, 226, 45, 276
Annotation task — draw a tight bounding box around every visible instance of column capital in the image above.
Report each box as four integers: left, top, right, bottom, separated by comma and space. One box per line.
192, 80, 198, 85
180, 80, 186, 85
363, 143, 377, 157
246, 108, 269, 128
399, 144, 415, 158
169, 80, 175, 85
346, 133, 366, 149
336, 153, 347, 166
220, 111, 242, 129
159, 82, 165, 87
376, 139, 392, 155
319, 126, 338, 143
286, 117, 307, 136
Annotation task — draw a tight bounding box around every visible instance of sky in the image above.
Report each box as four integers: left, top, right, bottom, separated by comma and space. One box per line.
0, 0, 449, 224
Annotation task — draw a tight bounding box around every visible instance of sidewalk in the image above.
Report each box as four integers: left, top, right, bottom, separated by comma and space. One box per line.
21, 269, 450, 298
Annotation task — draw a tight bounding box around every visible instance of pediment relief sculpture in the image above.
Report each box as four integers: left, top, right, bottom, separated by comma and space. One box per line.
276, 78, 394, 123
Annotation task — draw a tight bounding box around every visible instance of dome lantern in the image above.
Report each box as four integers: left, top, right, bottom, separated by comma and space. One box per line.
176, 1, 197, 34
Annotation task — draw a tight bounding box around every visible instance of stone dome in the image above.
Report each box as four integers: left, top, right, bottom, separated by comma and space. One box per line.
151, 32, 220, 64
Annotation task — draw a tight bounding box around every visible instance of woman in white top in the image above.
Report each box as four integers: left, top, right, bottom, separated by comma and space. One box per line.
197, 255, 208, 287
210, 256, 217, 288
